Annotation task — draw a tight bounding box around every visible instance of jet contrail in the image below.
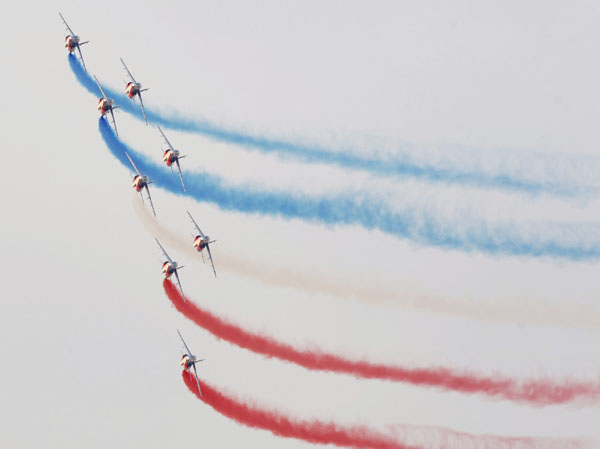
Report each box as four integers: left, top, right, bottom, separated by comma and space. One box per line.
99, 117, 600, 261
133, 199, 600, 330
165, 280, 600, 406
182, 373, 591, 449
68, 53, 592, 197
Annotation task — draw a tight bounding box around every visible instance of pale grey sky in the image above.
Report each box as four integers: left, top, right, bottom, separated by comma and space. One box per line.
0, 1, 599, 448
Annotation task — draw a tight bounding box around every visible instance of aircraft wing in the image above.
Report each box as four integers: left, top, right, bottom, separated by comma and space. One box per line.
177, 329, 194, 358
120, 57, 137, 84
145, 184, 156, 217
59, 12, 75, 36
93, 75, 108, 99
186, 211, 205, 237
173, 269, 184, 297
175, 159, 186, 192
155, 238, 174, 264
109, 108, 119, 137
206, 244, 217, 278
138, 91, 148, 124
125, 152, 142, 176
158, 126, 175, 151
76, 45, 87, 72
191, 362, 202, 396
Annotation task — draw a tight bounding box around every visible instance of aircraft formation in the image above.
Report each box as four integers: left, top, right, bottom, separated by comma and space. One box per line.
61, 12, 213, 395
60, 12, 600, 449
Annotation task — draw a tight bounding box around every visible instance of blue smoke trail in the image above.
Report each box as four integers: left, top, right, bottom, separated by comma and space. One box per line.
68, 54, 586, 197
98, 116, 600, 261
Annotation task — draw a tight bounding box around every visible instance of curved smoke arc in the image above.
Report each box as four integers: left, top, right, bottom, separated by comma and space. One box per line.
166, 280, 600, 406
182, 372, 592, 449
68, 53, 592, 197
133, 200, 600, 330
99, 116, 600, 261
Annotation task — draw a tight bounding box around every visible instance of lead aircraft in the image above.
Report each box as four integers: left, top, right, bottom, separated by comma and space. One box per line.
59, 12, 89, 71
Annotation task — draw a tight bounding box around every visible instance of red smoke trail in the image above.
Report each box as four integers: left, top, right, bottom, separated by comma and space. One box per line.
165, 279, 600, 406
182, 370, 414, 449
182, 373, 589, 449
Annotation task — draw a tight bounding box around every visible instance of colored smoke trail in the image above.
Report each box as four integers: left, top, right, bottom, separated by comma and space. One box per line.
100, 116, 600, 261
68, 54, 589, 197
98, 117, 600, 260
165, 279, 600, 406
182, 373, 590, 449
182, 371, 412, 449
133, 199, 600, 329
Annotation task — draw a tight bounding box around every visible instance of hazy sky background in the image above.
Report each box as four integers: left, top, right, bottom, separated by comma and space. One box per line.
1, 1, 599, 448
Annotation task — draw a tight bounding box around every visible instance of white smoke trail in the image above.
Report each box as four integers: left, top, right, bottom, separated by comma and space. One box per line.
132, 195, 600, 330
